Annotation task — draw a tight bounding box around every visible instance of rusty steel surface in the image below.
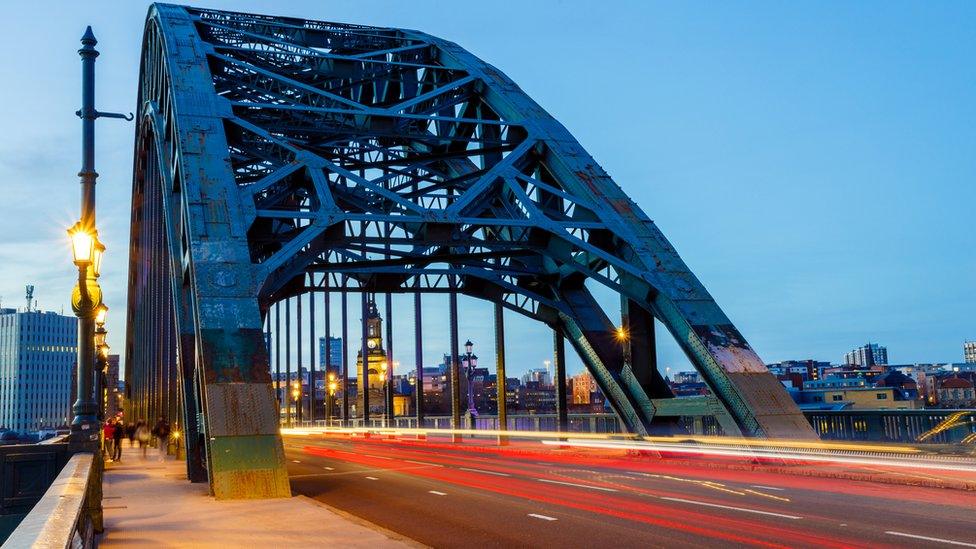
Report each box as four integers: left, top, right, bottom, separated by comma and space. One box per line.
125, 3, 815, 498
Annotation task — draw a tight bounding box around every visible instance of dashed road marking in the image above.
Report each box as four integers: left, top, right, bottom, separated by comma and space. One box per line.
405, 460, 443, 467
751, 485, 785, 491
363, 454, 392, 460
528, 513, 558, 521
365, 476, 379, 480
323, 466, 334, 470
292, 460, 301, 463
428, 490, 447, 496
885, 531, 976, 547
459, 467, 511, 477
660, 497, 802, 520
536, 478, 617, 492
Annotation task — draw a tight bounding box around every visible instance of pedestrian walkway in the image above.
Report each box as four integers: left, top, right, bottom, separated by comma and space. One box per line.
100, 452, 417, 547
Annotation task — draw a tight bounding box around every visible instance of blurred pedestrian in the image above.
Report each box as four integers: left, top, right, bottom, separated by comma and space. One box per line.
126, 422, 136, 447
152, 417, 171, 461
112, 419, 124, 461
103, 420, 116, 462
135, 420, 150, 458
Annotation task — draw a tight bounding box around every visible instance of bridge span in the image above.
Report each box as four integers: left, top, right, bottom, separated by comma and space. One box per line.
125, 3, 814, 500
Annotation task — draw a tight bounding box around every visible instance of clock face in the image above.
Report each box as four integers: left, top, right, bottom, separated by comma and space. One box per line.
367, 339, 377, 349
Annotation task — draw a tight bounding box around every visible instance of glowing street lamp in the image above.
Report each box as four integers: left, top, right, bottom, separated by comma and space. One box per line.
92, 238, 105, 278
94, 303, 108, 327
68, 222, 95, 267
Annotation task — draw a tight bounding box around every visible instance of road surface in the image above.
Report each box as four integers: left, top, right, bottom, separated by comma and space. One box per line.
284, 433, 976, 548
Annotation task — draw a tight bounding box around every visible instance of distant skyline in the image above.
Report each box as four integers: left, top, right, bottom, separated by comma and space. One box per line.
0, 1, 973, 380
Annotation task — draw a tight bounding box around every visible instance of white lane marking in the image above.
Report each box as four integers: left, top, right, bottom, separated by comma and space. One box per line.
323, 466, 334, 471
536, 478, 618, 492
660, 497, 802, 520
459, 467, 511, 477
751, 485, 785, 491
528, 513, 558, 521
292, 460, 301, 463
428, 490, 447, 496
405, 460, 444, 467
885, 531, 976, 547
365, 476, 379, 480
363, 454, 392, 460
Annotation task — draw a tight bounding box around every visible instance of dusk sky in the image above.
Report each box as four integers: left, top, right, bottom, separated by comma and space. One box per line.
0, 1, 972, 380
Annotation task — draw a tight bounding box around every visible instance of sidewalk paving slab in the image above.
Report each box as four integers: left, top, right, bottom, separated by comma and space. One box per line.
100, 454, 420, 548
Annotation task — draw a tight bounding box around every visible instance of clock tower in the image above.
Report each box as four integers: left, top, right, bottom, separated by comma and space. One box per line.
356, 294, 387, 416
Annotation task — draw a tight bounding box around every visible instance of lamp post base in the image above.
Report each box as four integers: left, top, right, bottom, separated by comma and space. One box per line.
69, 419, 100, 452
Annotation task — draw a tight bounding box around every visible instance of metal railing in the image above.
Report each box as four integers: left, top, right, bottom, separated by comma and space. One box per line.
294, 409, 976, 445
804, 409, 976, 444
296, 413, 623, 434
2, 452, 101, 548
0, 440, 71, 544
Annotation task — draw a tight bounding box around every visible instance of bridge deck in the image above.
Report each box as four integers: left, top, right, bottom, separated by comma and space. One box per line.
99, 450, 413, 547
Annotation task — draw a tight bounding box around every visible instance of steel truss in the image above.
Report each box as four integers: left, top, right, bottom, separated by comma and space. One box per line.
126, 3, 814, 499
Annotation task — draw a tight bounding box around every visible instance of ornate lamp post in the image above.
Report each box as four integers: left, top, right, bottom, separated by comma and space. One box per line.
327, 373, 339, 424
464, 340, 478, 424
380, 362, 389, 427
390, 361, 399, 422
94, 323, 108, 420
291, 381, 302, 424
68, 26, 130, 451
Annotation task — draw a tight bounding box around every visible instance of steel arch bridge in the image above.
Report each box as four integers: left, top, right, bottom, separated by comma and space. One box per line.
126, 3, 815, 499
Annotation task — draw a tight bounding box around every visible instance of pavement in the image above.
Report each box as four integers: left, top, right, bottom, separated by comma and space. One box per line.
284, 433, 976, 548
99, 444, 418, 548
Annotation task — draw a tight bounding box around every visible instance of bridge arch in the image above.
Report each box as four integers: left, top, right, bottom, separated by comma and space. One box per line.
126, 3, 814, 499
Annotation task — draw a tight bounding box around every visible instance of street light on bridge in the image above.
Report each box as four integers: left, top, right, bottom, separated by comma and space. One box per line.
94, 303, 108, 327
464, 340, 478, 427
68, 26, 131, 458
327, 373, 339, 424
291, 381, 302, 424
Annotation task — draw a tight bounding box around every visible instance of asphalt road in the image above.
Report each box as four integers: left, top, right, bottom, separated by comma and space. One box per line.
283, 434, 976, 548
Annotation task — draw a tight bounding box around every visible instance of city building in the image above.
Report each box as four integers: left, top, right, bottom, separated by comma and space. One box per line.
104, 354, 121, 419
795, 384, 916, 410
517, 381, 556, 412
318, 336, 343, 371
671, 371, 701, 384
570, 371, 597, 405
844, 343, 888, 366
965, 341, 976, 364
355, 296, 388, 416
768, 360, 830, 380
521, 367, 552, 387
0, 305, 78, 433
936, 376, 975, 407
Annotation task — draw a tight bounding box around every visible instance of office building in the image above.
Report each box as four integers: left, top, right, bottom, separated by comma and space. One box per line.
522, 368, 552, 387
965, 341, 976, 364
0, 306, 77, 432
318, 336, 343, 370
844, 343, 888, 366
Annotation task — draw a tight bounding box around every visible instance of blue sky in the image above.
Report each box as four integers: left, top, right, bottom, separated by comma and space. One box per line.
0, 1, 973, 380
